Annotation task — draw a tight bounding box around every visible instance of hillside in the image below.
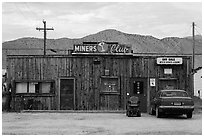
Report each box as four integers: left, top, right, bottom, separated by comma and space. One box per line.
2, 29, 202, 69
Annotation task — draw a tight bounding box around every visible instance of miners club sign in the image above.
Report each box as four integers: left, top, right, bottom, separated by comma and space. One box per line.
73, 41, 132, 55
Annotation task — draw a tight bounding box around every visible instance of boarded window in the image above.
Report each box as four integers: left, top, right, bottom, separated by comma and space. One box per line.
29, 83, 36, 93
41, 83, 51, 93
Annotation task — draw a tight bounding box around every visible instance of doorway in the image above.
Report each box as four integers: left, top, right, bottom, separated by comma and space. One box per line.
130, 78, 147, 112
59, 78, 75, 110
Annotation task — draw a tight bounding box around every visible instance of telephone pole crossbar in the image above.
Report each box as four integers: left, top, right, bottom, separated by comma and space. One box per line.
36, 20, 54, 55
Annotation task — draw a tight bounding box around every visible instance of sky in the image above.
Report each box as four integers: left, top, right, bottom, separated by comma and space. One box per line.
2, 2, 202, 42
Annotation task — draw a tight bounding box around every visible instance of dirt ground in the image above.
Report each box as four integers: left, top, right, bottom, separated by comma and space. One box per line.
2, 112, 202, 135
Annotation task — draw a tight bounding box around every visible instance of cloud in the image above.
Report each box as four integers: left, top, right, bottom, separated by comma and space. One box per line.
42, 10, 52, 16
147, 23, 192, 38
2, 2, 202, 41
58, 12, 95, 22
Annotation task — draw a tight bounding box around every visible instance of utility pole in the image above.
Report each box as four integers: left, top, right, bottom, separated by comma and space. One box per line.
192, 22, 195, 97
192, 22, 195, 73
36, 20, 54, 55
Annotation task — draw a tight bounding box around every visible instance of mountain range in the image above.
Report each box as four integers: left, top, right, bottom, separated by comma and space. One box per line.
2, 29, 202, 69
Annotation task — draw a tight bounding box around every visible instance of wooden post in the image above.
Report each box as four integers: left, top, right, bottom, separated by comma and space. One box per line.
36, 20, 54, 56
192, 22, 195, 71
43, 20, 46, 56
192, 22, 195, 96
147, 58, 150, 113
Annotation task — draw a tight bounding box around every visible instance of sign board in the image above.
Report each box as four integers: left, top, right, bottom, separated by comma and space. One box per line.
157, 57, 182, 65
72, 41, 132, 55
150, 78, 156, 87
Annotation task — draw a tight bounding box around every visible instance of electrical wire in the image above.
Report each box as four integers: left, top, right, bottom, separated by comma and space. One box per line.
14, 3, 41, 30
24, 2, 41, 27
184, 24, 192, 37
195, 28, 202, 36
195, 23, 202, 31
14, 3, 29, 22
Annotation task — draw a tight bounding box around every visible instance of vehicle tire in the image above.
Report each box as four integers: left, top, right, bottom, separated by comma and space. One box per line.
150, 106, 156, 115
137, 111, 141, 117
126, 110, 128, 116
156, 107, 162, 118
126, 110, 130, 117
187, 112, 193, 118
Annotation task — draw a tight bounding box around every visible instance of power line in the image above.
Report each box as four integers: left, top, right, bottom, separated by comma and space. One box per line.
13, 3, 40, 30
24, 2, 40, 27
195, 24, 202, 31
192, 23, 202, 36
195, 28, 202, 36
184, 24, 192, 37
14, 3, 28, 21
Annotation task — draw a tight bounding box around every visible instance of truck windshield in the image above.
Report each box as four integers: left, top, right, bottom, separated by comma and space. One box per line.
161, 91, 189, 97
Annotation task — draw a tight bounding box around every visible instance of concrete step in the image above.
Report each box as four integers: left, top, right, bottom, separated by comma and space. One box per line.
21, 110, 126, 113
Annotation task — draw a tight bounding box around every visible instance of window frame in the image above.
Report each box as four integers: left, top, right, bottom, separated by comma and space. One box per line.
100, 76, 120, 95
14, 80, 55, 95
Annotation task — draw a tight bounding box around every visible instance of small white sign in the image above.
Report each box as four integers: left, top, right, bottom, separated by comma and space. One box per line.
150, 78, 156, 87
164, 68, 172, 74
157, 57, 182, 65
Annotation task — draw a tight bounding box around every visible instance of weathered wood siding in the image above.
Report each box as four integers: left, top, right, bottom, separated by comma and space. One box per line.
11, 95, 55, 111
7, 55, 193, 111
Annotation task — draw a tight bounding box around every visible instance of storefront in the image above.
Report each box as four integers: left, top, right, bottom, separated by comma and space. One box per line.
7, 41, 193, 112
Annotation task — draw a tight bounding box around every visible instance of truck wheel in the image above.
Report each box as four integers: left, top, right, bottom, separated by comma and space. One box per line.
156, 107, 162, 118
187, 112, 193, 118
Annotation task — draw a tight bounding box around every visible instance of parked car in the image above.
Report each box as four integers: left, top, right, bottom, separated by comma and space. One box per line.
150, 89, 194, 118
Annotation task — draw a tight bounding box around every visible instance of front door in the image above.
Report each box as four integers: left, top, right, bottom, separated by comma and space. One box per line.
60, 78, 75, 110
130, 78, 147, 112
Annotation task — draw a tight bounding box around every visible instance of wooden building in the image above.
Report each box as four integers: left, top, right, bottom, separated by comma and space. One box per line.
7, 42, 193, 112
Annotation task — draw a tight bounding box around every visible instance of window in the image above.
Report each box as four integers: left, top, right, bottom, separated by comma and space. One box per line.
16, 83, 27, 93
101, 78, 118, 92
161, 91, 189, 97
16, 81, 54, 94
34, 82, 52, 93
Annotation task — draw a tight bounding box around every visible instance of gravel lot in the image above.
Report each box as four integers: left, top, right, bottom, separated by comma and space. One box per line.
2, 112, 202, 135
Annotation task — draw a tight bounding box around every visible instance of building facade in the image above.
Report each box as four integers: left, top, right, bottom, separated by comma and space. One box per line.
7, 42, 193, 112
194, 68, 202, 98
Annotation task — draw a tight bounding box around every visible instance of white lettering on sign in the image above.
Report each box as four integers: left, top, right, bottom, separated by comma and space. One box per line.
74, 45, 97, 52
157, 57, 182, 65
110, 44, 129, 53
73, 42, 131, 54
